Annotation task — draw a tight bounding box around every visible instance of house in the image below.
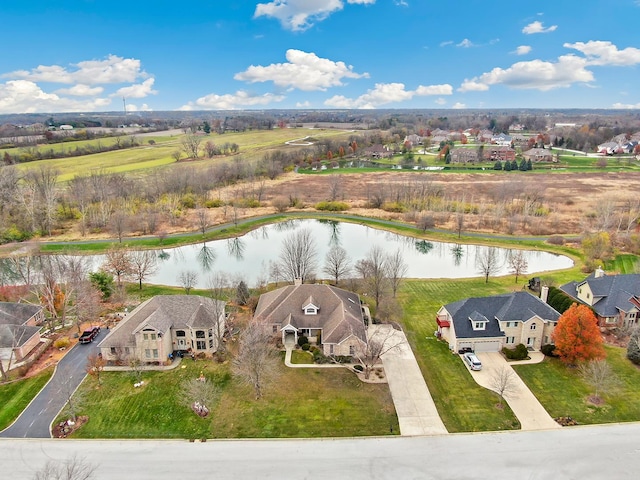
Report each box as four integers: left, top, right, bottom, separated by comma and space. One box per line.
99, 295, 226, 363
363, 144, 393, 159
253, 282, 367, 357
483, 146, 516, 161
436, 291, 560, 353
559, 269, 640, 329
522, 148, 556, 163
491, 133, 513, 147
450, 148, 479, 164
0, 302, 44, 364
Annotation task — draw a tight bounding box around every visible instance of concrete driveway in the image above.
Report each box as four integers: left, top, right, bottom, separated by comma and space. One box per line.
1, 329, 106, 438
373, 325, 448, 436
467, 352, 560, 431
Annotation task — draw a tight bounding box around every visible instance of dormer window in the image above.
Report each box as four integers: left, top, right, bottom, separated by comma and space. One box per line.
469, 311, 488, 331
304, 305, 318, 315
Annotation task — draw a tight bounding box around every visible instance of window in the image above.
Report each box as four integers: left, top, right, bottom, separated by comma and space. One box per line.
349, 345, 355, 355
505, 322, 511, 328
176, 330, 186, 337
196, 330, 205, 338
606, 317, 617, 324
110, 347, 117, 354
506, 337, 515, 344
143, 333, 149, 340
305, 307, 317, 315
209, 339, 214, 348
513, 322, 518, 327
150, 333, 156, 341
272, 325, 278, 334
125, 347, 131, 355
530, 324, 537, 330
152, 349, 158, 359
208, 329, 213, 338
474, 322, 486, 330
145, 349, 151, 358
329, 344, 334, 355
196, 340, 206, 350
527, 337, 535, 346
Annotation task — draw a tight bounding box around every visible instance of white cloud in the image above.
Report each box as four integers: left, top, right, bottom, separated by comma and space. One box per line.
522, 21, 557, 34
434, 98, 447, 105
515, 45, 532, 55
394, 0, 408, 6
296, 100, 311, 108
113, 78, 158, 98
254, 0, 375, 31
462, 55, 593, 91
0, 80, 111, 113
564, 41, 640, 66
234, 49, 368, 91
452, 102, 466, 109
324, 82, 452, 109
55, 84, 104, 96
457, 39, 475, 48
125, 103, 153, 112
458, 79, 490, 92
440, 41, 453, 47
5, 55, 146, 85
180, 90, 285, 110
612, 102, 640, 109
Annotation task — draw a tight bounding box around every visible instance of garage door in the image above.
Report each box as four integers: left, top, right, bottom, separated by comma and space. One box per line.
472, 340, 501, 352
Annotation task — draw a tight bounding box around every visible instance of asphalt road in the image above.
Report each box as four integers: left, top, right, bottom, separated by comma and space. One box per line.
0, 330, 105, 438
0, 422, 639, 479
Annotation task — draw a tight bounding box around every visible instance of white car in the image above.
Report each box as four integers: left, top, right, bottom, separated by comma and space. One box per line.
463, 352, 482, 371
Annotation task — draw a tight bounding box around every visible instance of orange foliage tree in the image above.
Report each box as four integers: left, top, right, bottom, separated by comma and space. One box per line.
552, 303, 605, 365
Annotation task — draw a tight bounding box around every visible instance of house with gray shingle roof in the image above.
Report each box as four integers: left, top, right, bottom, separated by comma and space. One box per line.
560, 268, 640, 329
99, 295, 225, 364
436, 291, 560, 353
0, 302, 44, 366
254, 283, 367, 357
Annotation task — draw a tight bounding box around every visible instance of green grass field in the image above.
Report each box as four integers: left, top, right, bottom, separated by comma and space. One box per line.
0, 368, 54, 430
514, 346, 640, 425
69, 356, 398, 439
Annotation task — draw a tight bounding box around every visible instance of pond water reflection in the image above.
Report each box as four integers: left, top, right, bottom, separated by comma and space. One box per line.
130, 219, 573, 288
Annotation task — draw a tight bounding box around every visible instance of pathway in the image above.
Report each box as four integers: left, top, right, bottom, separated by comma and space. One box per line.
372, 324, 448, 436
470, 352, 561, 431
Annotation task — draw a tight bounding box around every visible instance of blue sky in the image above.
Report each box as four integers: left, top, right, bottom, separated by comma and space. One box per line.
1, 0, 639, 113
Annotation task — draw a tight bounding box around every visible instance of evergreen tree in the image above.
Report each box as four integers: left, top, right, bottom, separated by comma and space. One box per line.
628, 330, 640, 365
504, 160, 512, 171
519, 159, 528, 171
527, 159, 533, 170
494, 160, 502, 170
511, 159, 518, 170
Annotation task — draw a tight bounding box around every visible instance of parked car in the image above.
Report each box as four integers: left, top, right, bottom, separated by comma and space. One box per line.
463, 352, 482, 371
79, 326, 101, 344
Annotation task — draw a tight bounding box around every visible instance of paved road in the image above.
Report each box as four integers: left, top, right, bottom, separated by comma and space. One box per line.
373, 325, 448, 436
1, 422, 638, 479
467, 352, 561, 431
0, 330, 105, 438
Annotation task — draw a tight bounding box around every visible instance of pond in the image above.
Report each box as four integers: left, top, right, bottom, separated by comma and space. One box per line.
114, 219, 573, 289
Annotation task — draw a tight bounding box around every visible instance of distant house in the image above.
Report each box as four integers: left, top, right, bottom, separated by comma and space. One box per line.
254, 282, 367, 357
0, 302, 44, 365
436, 292, 560, 352
99, 295, 226, 363
450, 148, 479, 164
597, 141, 622, 155
403, 134, 423, 147
522, 148, 556, 163
483, 146, 516, 161
363, 144, 393, 159
560, 269, 640, 329
58, 124, 74, 131
491, 133, 512, 146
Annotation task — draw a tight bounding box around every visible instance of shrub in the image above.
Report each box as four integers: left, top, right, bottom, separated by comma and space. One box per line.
204, 198, 224, 208
53, 337, 70, 349
502, 343, 529, 360
547, 235, 566, 245
315, 201, 349, 212
546, 286, 574, 314
627, 333, 640, 365
297, 335, 309, 347
301, 343, 310, 351
541, 344, 558, 357
272, 196, 289, 213
382, 202, 408, 213
180, 193, 196, 209
353, 364, 364, 372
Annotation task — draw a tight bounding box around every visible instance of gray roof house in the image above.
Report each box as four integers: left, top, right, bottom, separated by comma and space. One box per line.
560, 268, 640, 329
99, 295, 226, 364
254, 283, 367, 357
0, 302, 44, 364
436, 291, 560, 352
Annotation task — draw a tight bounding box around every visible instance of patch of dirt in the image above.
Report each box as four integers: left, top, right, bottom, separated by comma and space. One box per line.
52, 416, 89, 438
587, 395, 605, 406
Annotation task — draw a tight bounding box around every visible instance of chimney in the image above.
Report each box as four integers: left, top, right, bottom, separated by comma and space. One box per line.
594, 267, 605, 278
540, 285, 549, 304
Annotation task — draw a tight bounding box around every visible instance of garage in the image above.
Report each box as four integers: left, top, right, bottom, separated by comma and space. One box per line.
471, 340, 502, 352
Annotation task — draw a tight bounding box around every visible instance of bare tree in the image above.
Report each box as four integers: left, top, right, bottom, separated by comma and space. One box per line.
507, 250, 528, 284
196, 208, 210, 235
178, 270, 198, 294
328, 174, 344, 201
33, 455, 96, 480
579, 359, 622, 403
351, 326, 404, 380
476, 247, 501, 284
181, 376, 220, 417
489, 366, 518, 408
385, 249, 407, 297
129, 250, 158, 290
23, 165, 60, 236
233, 319, 279, 399
207, 272, 229, 359
108, 208, 129, 244
86, 353, 106, 386
181, 134, 202, 159
278, 228, 318, 283
102, 247, 133, 289
359, 245, 389, 310
322, 245, 351, 285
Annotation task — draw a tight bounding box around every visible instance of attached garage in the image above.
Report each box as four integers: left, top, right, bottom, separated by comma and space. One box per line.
471, 340, 502, 352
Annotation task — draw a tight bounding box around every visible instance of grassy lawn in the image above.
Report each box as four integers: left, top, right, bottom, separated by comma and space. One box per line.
290, 350, 315, 364
514, 346, 640, 425
0, 368, 54, 430
70, 358, 398, 439
605, 254, 638, 274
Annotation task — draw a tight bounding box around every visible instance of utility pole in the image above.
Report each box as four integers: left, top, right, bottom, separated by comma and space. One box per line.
123, 97, 127, 116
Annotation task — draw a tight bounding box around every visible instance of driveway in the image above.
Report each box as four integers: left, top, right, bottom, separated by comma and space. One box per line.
0, 330, 106, 438
373, 324, 448, 436
468, 352, 561, 431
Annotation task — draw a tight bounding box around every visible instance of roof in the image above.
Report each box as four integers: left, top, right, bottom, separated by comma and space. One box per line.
99, 295, 225, 349
0, 324, 41, 349
0, 302, 42, 326
254, 284, 366, 345
443, 291, 560, 340
560, 273, 640, 318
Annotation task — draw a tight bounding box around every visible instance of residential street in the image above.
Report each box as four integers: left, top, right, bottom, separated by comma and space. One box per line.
0, 330, 105, 438
1, 423, 638, 479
